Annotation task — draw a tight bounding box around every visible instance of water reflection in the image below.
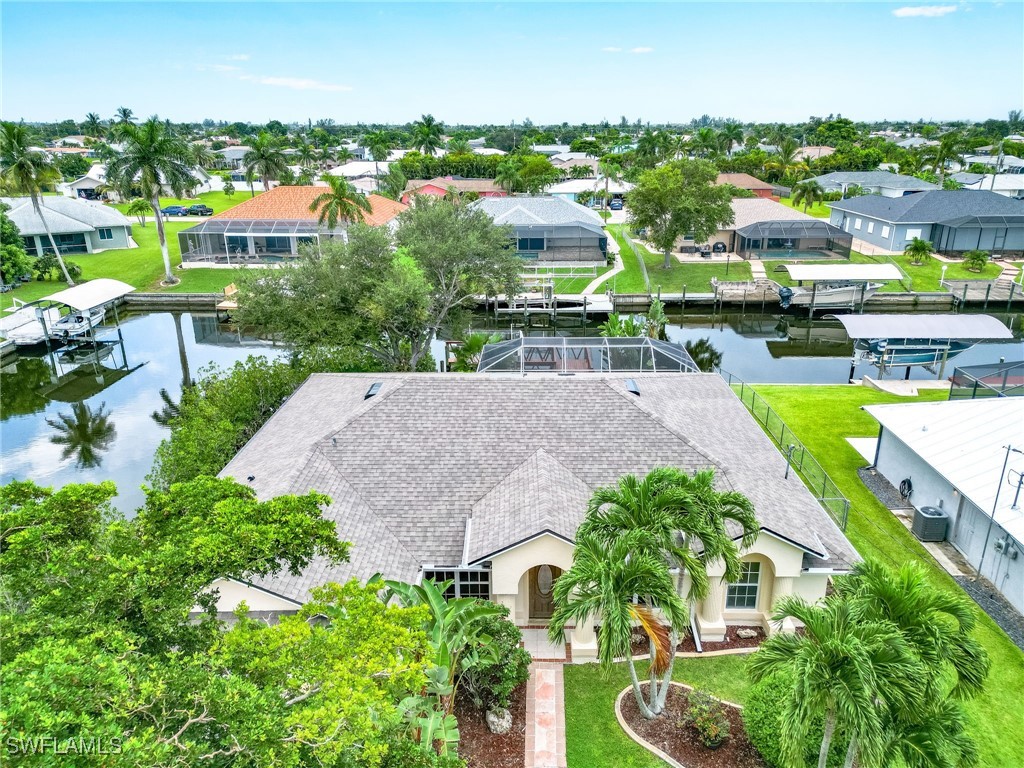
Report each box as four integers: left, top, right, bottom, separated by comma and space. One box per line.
1, 312, 283, 512
683, 338, 723, 372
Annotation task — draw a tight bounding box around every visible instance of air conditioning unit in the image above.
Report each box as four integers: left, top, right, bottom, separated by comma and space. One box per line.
912, 506, 948, 542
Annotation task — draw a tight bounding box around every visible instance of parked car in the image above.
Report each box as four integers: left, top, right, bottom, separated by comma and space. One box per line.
187, 205, 214, 216
609, 199, 624, 210
160, 205, 189, 216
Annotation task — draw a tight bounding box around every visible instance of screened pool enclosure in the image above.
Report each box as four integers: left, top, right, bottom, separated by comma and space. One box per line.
477, 336, 700, 374
736, 220, 853, 259
178, 219, 345, 264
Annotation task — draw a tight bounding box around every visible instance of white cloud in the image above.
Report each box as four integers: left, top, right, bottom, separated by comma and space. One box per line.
630, 46, 654, 54
891, 5, 958, 17
239, 75, 352, 92
601, 46, 622, 53
226, 53, 250, 61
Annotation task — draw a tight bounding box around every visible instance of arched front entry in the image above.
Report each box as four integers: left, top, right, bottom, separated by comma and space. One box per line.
528, 564, 562, 621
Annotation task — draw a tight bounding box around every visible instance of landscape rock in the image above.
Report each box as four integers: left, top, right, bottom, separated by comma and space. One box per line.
735, 628, 759, 640
486, 707, 512, 734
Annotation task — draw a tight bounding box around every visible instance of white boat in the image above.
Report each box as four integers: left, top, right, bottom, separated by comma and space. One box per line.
57, 342, 115, 366
49, 306, 106, 340
778, 282, 883, 309
0, 303, 63, 347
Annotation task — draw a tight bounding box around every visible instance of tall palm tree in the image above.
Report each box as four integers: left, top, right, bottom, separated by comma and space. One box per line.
411, 114, 444, 156
749, 595, 923, 768
719, 122, 744, 156
242, 131, 288, 192
495, 158, 521, 194
309, 175, 372, 235
598, 158, 623, 210
83, 113, 104, 138
114, 106, 134, 125
107, 117, 193, 285
548, 531, 688, 719
294, 138, 317, 169
188, 142, 217, 171
903, 237, 933, 266
0, 121, 74, 285
923, 132, 968, 185
364, 130, 396, 178
691, 127, 719, 158
792, 180, 825, 213
446, 137, 472, 155
47, 401, 117, 469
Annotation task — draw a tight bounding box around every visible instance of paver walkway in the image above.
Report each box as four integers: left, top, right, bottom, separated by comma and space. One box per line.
525, 663, 566, 768
520, 628, 568, 661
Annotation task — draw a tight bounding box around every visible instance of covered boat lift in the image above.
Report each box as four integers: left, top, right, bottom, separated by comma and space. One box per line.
36, 278, 135, 353
829, 313, 1014, 381
778, 264, 904, 314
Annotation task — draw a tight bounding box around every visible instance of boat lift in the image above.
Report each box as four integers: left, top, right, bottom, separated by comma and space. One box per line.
777, 264, 904, 315
829, 313, 1014, 381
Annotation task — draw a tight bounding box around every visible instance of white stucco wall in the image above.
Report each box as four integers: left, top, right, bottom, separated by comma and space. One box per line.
489, 533, 575, 625
205, 577, 302, 614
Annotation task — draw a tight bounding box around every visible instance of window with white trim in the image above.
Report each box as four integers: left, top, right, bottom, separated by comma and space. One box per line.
854, 218, 862, 230
867, 222, 874, 234
881, 225, 891, 238
422, 569, 491, 600
906, 228, 922, 241
726, 562, 761, 609
98, 228, 113, 240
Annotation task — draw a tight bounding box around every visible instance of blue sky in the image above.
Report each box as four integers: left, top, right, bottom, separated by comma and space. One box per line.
2, 1, 1021, 125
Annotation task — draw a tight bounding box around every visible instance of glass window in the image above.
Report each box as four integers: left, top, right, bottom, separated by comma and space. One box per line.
726, 562, 760, 609
866, 222, 874, 234
517, 237, 545, 252
22, 237, 38, 256
854, 218, 862, 230
98, 228, 113, 241
881, 225, 891, 238
422, 569, 490, 600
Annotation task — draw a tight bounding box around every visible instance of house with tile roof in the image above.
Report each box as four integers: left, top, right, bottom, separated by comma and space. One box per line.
209, 373, 859, 652
828, 190, 1024, 255
400, 177, 506, 204
177, 185, 407, 265
715, 173, 776, 199
472, 196, 608, 262
1, 196, 134, 254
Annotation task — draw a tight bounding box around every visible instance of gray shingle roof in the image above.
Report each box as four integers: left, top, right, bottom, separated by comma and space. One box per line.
806, 172, 939, 191
1, 196, 131, 236
828, 190, 1024, 224
220, 374, 858, 601
472, 196, 605, 232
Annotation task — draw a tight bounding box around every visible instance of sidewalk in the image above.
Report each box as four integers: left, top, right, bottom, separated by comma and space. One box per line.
525, 663, 566, 768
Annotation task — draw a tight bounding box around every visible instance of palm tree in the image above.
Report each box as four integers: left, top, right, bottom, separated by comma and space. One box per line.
548, 530, 688, 719
749, 595, 923, 768
719, 122, 744, 156
446, 137, 472, 155
598, 158, 623, 211
495, 158, 521, 194
792, 180, 825, 213
903, 237, 933, 266
188, 142, 217, 171
570, 164, 594, 180
0, 121, 75, 285
47, 401, 117, 469
294, 138, 317, 169
107, 117, 194, 285
309, 175, 372, 236
691, 127, 719, 158
923, 132, 968, 184
83, 113, 104, 138
126, 198, 150, 226
363, 130, 396, 178
114, 106, 134, 125
151, 388, 181, 427
242, 131, 288, 192
411, 114, 444, 156
683, 337, 722, 372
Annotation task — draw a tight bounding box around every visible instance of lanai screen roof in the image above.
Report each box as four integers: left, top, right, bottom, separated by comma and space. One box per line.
477, 336, 699, 374
736, 219, 849, 240
43, 278, 135, 310
830, 313, 1013, 340
782, 264, 903, 282
180, 219, 345, 236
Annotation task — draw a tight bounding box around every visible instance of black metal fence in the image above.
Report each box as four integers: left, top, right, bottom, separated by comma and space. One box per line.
717, 368, 851, 530
949, 360, 1024, 399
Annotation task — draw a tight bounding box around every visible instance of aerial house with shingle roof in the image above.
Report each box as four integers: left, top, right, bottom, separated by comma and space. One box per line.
177, 185, 407, 266
209, 373, 859, 656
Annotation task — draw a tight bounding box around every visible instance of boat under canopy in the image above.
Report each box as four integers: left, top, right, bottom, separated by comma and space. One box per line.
41, 278, 135, 311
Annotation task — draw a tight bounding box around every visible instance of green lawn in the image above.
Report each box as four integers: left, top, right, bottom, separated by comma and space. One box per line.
893, 254, 1003, 291
779, 196, 831, 218
564, 655, 752, 768
110, 189, 257, 216
553, 265, 614, 295
606, 224, 753, 294
752, 385, 1024, 768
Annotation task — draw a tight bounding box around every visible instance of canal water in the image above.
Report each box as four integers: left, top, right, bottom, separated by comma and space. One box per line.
1, 309, 1020, 512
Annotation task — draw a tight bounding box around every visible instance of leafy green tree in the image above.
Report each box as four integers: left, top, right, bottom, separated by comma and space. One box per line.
107, 117, 194, 284
628, 159, 734, 268
46, 401, 116, 469
0, 202, 34, 284
411, 114, 444, 156
450, 332, 502, 372
792, 180, 825, 213
55, 153, 91, 180
904, 237, 933, 266
220, 172, 235, 197
518, 155, 561, 194
126, 197, 150, 226
598, 312, 646, 337
495, 158, 522, 193
1, 121, 75, 285
243, 131, 289, 192
963, 249, 989, 272
379, 163, 408, 201
456, 604, 531, 712
309, 174, 372, 233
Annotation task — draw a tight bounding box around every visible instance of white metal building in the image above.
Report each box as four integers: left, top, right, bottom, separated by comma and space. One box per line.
865, 399, 1024, 612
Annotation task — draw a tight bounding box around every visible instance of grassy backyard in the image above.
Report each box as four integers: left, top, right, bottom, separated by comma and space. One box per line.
564, 655, 752, 768
110, 189, 257, 216
779, 196, 831, 218
751, 385, 1024, 768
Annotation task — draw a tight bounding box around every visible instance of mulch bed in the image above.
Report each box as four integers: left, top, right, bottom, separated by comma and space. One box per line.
628, 625, 766, 656
453, 682, 527, 768
620, 684, 767, 768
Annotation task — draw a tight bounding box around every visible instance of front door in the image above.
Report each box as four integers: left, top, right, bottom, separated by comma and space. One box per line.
529, 565, 561, 620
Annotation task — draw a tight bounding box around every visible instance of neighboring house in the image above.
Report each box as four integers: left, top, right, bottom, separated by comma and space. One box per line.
827, 190, 1024, 255
961, 154, 1024, 174
55, 135, 89, 147
473, 147, 507, 156
950, 173, 1024, 199
804, 171, 938, 198
896, 137, 939, 149
216, 146, 252, 170
63, 163, 213, 201
400, 177, 506, 204
675, 198, 851, 258
865, 399, 1024, 614
177, 185, 407, 265
549, 152, 599, 176
327, 160, 390, 180
716, 173, 776, 199
386, 148, 447, 161
209, 373, 859, 651
472, 196, 608, 262
546, 177, 634, 203
1, 196, 133, 254
794, 146, 835, 161
530, 144, 572, 156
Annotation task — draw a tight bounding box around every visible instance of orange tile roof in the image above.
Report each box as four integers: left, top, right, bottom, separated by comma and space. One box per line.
716, 173, 774, 190
214, 186, 407, 226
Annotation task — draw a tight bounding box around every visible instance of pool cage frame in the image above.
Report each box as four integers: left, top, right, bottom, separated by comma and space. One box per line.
476, 336, 700, 375
735, 220, 853, 259
948, 360, 1024, 399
